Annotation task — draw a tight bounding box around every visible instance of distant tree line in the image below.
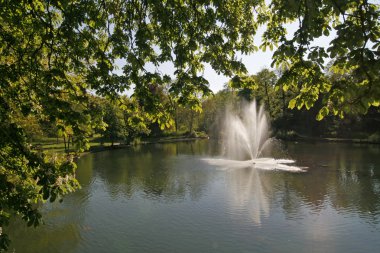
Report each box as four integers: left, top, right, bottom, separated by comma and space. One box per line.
19, 67, 380, 148
199, 68, 380, 141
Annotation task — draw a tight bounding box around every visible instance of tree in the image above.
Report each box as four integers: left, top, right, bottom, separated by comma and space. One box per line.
199, 89, 239, 135
1, 0, 379, 250
254, 69, 277, 117
266, 0, 380, 119
101, 101, 124, 146
229, 69, 280, 117
120, 97, 151, 143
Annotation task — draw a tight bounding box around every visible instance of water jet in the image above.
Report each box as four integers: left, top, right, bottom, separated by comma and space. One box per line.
207, 100, 306, 172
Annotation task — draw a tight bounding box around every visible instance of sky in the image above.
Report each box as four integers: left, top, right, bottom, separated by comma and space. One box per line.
142, 50, 276, 94
115, 25, 287, 95
116, 18, 340, 95
140, 22, 336, 94
136, 26, 282, 94
142, 25, 279, 93
202, 46, 275, 92
115, 0, 380, 95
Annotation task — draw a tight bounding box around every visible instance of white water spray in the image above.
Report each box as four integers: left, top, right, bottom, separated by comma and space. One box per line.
223, 101, 270, 160
205, 100, 306, 172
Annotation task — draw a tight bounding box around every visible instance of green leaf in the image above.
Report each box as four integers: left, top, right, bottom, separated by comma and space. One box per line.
305, 100, 312, 110
288, 99, 297, 109
316, 106, 329, 121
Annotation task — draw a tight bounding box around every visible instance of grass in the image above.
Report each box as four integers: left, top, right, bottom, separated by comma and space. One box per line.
32, 136, 117, 153
32, 132, 210, 154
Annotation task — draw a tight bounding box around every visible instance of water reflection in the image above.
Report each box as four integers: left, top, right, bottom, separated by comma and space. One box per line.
7, 141, 380, 253
91, 141, 216, 201
228, 167, 270, 225
8, 154, 95, 253
218, 142, 380, 227
285, 143, 380, 220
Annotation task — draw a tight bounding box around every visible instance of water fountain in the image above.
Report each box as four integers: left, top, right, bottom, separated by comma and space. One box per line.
204, 100, 305, 172
223, 100, 270, 160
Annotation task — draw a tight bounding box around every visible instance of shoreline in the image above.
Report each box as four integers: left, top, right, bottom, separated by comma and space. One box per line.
68, 134, 380, 159
278, 135, 380, 145
78, 136, 210, 157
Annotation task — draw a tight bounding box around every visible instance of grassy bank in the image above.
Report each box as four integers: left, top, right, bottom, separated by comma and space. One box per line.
275, 130, 380, 144
32, 132, 209, 154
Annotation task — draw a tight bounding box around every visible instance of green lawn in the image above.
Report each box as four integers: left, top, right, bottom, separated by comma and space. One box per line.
32, 132, 209, 154
32, 136, 117, 153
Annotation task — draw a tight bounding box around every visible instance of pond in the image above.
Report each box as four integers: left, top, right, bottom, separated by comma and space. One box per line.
8, 140, 380, 252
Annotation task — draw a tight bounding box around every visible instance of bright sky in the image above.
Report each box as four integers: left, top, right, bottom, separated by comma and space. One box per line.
116, 0, 380, 95
136, 56, 272, 94
117, 20, 338, 95
138, 26, 282, 93
201, 49, 275, 92
142, 22, 335, 93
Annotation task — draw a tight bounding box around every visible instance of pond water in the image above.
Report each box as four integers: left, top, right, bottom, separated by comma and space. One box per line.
8, 140, 380, 253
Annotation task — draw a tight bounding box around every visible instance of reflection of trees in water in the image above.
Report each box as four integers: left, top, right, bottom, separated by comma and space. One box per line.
9, 217, 81, 253
279, 142, 380, 222
8, 142, 380, 250
76, 153, 94, 187
226, 142, 380, 225
92, 142, 213, 201
8, 154, 95, 253
330, 154, 380, 218
173, 140, 220, 157
96, 141, 380, 223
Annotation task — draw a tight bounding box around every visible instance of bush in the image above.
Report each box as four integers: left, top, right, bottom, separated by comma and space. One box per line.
188, 131, 198, 138
368, 133, 380, 143
275, 130, 298, 140
195, 131, 208, 138
131, 137, 142, 146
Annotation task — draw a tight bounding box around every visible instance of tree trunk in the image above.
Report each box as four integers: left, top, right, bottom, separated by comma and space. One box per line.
67, 135, 70, 151
264, 81, 272, 116
63, 135, 67, 152
282, 88, 286, 116
189, 111, 194, 133
175, 109, 178, 133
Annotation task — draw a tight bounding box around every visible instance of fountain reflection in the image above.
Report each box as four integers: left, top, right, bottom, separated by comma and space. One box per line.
205, 159, 304, 226
227, 166, 270, 225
